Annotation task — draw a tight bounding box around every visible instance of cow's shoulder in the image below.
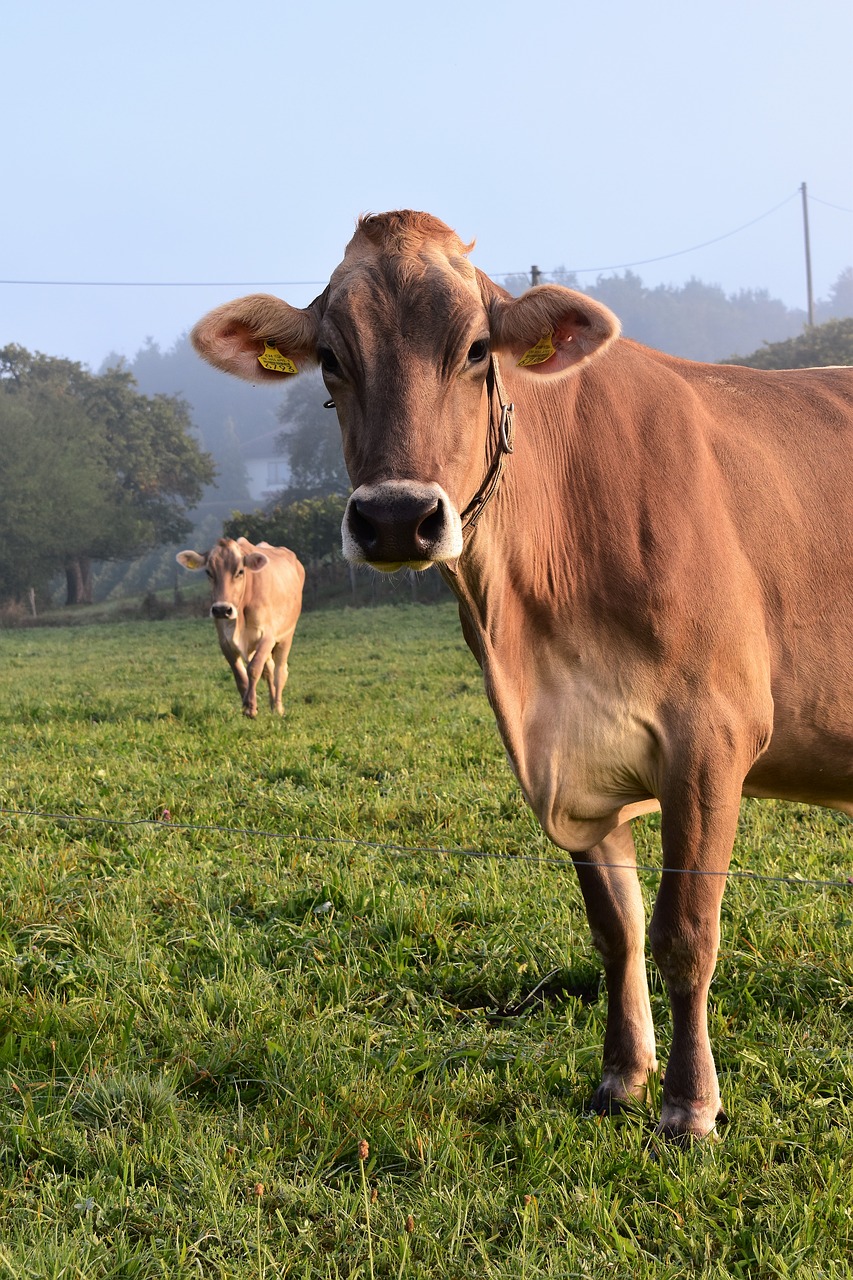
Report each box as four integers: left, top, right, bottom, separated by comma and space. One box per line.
243, 545, 305, 606
256, 542, 304, 571
590, 341, 853, 449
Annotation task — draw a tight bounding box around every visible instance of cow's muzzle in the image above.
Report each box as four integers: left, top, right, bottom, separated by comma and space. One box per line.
342, 481, 463, 570
210, 602, 238, 621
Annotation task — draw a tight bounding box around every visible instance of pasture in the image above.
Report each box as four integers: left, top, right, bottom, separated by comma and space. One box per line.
0, 604, 851, 1278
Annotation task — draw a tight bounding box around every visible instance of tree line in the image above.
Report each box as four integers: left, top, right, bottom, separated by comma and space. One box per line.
116, 266, 853, 518
719, 316, 853, 369
504, 266, 852, 360
223, 313, 853, 601
1, 293, 851, 613
0, 345, 214, 610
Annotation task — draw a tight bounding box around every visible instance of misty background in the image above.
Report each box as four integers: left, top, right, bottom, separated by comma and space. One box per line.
1, 0, 851, 608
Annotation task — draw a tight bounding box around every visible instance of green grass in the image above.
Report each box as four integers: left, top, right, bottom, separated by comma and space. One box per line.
0, 604, 851, 1278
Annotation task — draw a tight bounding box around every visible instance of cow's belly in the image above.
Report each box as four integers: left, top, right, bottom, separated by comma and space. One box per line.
485, 658, 660, 851
742, 721, 853, 815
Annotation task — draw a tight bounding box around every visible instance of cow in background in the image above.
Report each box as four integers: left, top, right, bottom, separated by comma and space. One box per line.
188, 211, 853, 1138
177, 537, 304, 717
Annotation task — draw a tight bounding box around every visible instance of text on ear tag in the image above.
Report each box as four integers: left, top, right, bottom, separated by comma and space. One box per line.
517, 333, 557, 367
258, 342, 298, 374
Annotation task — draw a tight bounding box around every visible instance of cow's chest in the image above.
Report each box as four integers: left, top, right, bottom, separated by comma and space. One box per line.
480, 646, 660, 851
217, 616, 265, 664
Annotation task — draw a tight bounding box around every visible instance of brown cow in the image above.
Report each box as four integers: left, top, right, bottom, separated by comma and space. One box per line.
177, 537, 304, 718
190, 211, 853, 1138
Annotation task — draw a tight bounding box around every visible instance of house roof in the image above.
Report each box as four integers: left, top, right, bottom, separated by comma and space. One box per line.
241, 427, 286, 461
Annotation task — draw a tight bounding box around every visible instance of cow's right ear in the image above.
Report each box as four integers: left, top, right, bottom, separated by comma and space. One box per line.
242, 552, 269, 572
176, 550, 206, 570
191, 293, 321, 383
486, 284, 620, 378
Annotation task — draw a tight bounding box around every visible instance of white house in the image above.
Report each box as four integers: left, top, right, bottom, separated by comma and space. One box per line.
242, 428, 292, 505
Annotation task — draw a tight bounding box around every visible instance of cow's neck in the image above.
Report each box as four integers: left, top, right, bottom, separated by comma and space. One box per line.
441, 362, 621, 801
452, 366, 588, 623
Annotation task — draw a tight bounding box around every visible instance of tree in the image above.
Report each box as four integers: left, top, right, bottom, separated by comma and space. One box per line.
0, 391, 115, 603
503, 265, 852, 362
0, 345, 215, 605
223, 494, 348, 566
578, 272, 805, 362
816, 267, 853, 324
114, 332, 277, 509
720, 317, 853, 369
274, 369, 349, 497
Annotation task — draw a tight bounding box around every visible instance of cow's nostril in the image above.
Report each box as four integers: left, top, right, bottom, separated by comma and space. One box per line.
344, 482, 461, 565
415, 503, 444, 548
349, 504, 379, 551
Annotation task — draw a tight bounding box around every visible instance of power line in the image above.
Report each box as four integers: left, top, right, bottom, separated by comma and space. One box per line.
1, 805, 850, 892
807, 194, 853, 215
0, 188, 833, 289
526, 190, 802, 278
0, 277, 326, 288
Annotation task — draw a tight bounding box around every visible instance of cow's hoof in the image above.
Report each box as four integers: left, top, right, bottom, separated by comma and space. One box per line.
589, 1089, 634, 1117
589, 1073, 650, 1116
656, 1099, 726, 1141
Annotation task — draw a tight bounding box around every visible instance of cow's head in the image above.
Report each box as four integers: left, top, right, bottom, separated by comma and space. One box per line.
176, 538, 267, 620
191, 212, 619, 570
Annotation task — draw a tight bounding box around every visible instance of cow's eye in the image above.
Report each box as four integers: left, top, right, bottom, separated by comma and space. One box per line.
318, 346, 342, 377
467, 339, 489, 364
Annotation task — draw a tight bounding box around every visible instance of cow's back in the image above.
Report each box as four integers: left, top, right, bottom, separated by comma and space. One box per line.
240, 540, 304, 636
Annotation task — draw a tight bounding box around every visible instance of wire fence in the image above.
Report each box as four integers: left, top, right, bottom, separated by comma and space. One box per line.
1, 804, 850, 893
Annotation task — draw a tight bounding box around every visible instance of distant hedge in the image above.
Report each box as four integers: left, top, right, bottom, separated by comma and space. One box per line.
224, 494, 348, 565
722, 317, 853, 369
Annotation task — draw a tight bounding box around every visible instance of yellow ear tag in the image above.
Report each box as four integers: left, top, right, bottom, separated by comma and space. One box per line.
258, 342, 298, 374
517, 333, 557, 368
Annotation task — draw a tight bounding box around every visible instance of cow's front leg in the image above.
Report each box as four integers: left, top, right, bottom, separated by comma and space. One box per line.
243, 638, 275, 718
649, 768, 743, 1139
227, 656, 249, 702
572, 822, 658, 1111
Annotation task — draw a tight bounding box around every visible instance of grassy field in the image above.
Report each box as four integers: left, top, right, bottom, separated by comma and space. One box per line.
0, 603, 851, 1279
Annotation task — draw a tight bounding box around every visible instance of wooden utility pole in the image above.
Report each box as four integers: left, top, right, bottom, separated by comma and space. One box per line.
800, 182, 815, 327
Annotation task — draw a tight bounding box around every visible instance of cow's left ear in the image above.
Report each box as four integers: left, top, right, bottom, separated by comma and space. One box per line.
242, 552, 269, 572
192, 292, 323, 383
176, 550, 206, 570
489, 285, 620, 377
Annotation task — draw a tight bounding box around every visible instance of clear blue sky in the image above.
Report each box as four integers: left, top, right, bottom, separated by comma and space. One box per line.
2, 0, 851, 371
